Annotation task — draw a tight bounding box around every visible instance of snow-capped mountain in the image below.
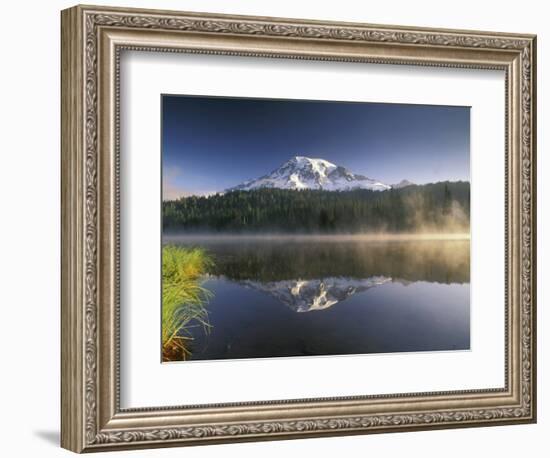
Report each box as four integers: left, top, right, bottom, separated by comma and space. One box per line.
240, 276, 392, 312
226, 156, 391, 192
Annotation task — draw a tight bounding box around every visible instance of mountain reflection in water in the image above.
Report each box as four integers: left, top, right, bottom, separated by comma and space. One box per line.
162, 236, 470, 361
239, 276, 392, 312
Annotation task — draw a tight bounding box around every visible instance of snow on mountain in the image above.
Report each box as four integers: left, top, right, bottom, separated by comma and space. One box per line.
392, 179, 415, 189
226, 156, 392, 192
240, 276, 392, 313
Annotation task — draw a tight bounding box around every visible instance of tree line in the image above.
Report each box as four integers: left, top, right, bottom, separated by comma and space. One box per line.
163, 181, 470, 233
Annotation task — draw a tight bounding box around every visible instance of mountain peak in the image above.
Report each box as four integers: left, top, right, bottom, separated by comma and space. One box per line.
227, 156, 391, 192
289, 155, 332, 163
393, 179, 415, 189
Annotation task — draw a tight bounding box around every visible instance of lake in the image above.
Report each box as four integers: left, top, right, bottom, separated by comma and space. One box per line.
163, 235, 470, 362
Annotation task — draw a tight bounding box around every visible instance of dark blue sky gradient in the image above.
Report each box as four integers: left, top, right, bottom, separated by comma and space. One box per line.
162, 95, 470, 197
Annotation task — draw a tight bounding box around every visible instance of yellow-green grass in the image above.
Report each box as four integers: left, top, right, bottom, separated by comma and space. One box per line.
162, 245, 214, 361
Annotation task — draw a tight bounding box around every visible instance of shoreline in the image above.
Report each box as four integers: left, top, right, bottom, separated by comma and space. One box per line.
163, 233, 471, 243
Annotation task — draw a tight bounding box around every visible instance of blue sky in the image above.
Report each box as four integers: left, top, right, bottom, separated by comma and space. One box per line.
162, 95, 470, 198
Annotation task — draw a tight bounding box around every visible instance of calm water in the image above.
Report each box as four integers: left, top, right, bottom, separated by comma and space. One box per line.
165, 236, 470, 361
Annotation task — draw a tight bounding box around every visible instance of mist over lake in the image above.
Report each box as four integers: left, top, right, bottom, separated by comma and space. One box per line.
163, 235, 470, 361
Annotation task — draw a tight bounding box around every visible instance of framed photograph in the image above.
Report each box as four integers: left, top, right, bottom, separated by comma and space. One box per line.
61, 4, 537, 453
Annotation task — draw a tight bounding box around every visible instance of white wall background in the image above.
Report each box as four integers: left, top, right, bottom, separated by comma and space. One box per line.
0, 0, 546, 456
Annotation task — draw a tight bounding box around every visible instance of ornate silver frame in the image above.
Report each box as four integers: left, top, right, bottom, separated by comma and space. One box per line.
61, 4, 537, 453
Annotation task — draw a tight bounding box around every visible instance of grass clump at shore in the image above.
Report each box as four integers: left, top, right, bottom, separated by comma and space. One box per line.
162, 245, 214, 361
